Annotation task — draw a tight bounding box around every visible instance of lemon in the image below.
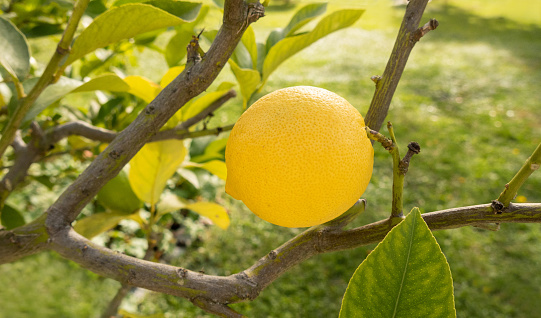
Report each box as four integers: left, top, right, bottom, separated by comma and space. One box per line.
225, 86, 374, 228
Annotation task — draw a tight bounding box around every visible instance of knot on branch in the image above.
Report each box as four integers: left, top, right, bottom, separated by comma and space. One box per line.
491, 200, 505, 214
239, 2, 265, 33
411, 18, 439, 43
187, 33, 203, 65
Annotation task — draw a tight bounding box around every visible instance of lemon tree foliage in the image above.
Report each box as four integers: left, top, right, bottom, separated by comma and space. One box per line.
227, 4, 364, 106
225, 86, 373, 227
0, 16, 30, 83
340, 209, 456, 318
23, 74, 131, 123
65, 2, 202, 65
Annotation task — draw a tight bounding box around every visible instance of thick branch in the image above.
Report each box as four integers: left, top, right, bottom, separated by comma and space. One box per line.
3, 202, 541, 309
364, 0, 436, 131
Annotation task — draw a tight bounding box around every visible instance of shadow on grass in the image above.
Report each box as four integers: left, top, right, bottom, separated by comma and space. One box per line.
427, 4, 541, 66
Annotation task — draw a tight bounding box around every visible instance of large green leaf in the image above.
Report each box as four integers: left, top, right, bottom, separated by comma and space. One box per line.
229, 59, 260, 108
283, 3, 327, 37
261, 9, 364, 86
65, 3, 200, 65
265, 3, 327, 51
1, 204, 25, 230
129, 139, 187, 205
97, 169, 142, 214
74, 210, 137, 239
22, 74, 130, 123
0, 16, 30, 82
340, 208, 455, 318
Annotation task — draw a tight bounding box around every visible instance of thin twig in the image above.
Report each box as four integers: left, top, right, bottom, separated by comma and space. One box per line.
494, 141, 541, 211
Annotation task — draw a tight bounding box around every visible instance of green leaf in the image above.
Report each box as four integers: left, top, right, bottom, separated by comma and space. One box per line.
1, 204, 25, 230
185, 202, 229, 229
340, 208, 456, 318
261, 9, 364, 86
129, 139, 187, 205
229, 59, 260, 108
181, 88, 233, 121
65, 3, 200, 65
241, 26, 258, 69
190, 137, 227, 162
0, 16, 30, 82
283, 3, 327, 37
145, 0, 201, 20
74, 210, 135, 239
22, 74, 130, 123
97, 169, 142, 214
165, 29, 193, 67
72, 73, 131, 93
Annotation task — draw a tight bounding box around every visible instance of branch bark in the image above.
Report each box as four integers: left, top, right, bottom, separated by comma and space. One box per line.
3, 201, 541, 311
364, 0, 437, 131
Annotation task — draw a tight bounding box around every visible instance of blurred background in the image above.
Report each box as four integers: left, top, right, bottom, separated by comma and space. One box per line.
1, 0, 540, 317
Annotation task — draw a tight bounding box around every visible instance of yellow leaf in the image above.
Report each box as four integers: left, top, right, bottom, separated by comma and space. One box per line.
124, 75, 161, 103
185, 202, 230, 229
129, 139, 187, 205
186, 160, 227, 181
160, 65, 185, 88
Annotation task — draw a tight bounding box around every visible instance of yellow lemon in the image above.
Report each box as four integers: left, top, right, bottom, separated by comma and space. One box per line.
225, 86, 373, 227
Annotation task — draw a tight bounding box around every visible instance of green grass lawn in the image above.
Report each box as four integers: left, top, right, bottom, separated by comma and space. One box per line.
1, 0, 541, 317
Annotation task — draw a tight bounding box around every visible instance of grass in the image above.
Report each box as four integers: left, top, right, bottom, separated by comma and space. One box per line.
2, 0, 541, 317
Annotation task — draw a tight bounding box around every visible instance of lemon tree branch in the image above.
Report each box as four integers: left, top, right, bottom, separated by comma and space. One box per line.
364, 0, 438, 131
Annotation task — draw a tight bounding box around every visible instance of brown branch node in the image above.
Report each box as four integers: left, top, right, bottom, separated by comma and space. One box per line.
491, 200, 505, 214
411, 18, 439, 43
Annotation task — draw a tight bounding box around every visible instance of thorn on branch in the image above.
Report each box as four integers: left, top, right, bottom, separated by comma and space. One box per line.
239, 2, 265, 33
371, 75, 382, 85
365, 127, 394, 151
399, 141, 421, 175
187, 34, 203, 65
411, 18, 439, 43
